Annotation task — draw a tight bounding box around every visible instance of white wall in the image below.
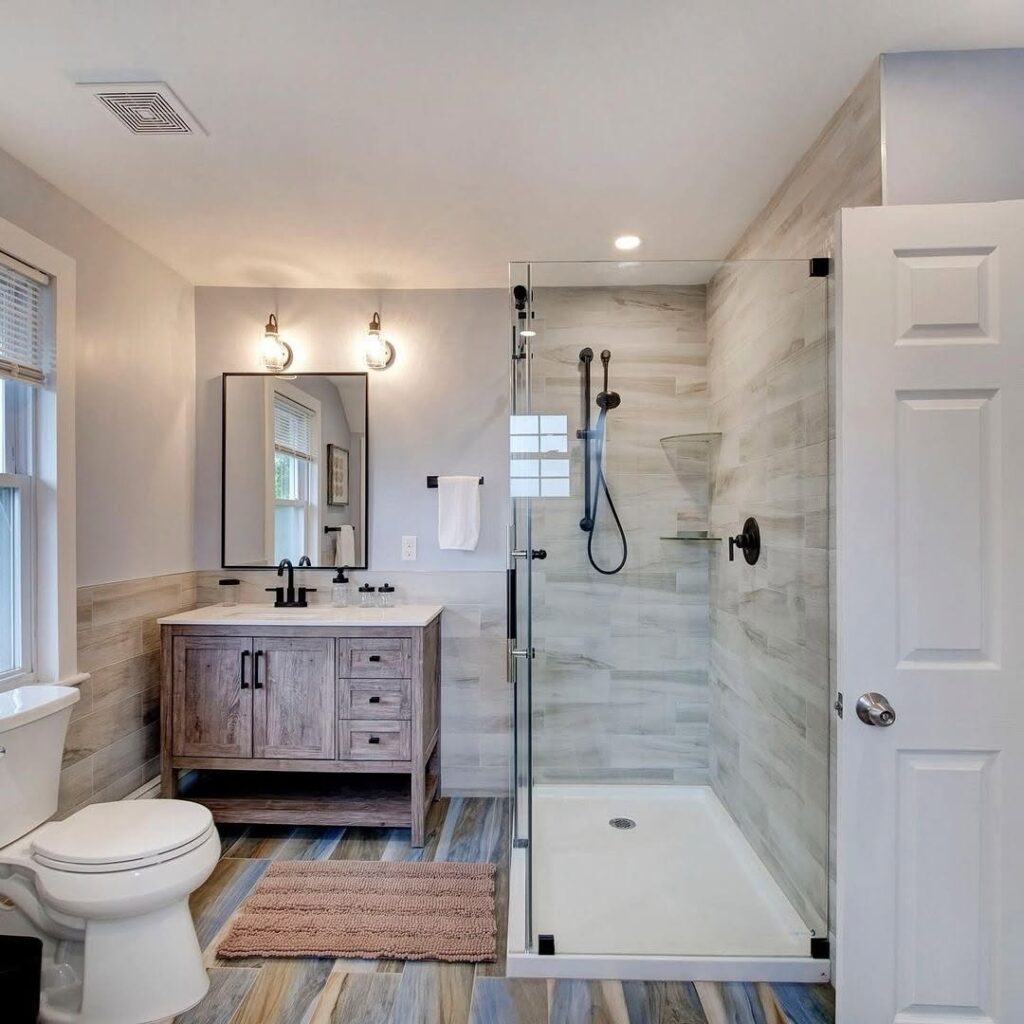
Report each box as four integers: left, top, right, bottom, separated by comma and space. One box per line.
194, 287, 508, 572
883, 49, 1024, 205
0, 145, 196, 587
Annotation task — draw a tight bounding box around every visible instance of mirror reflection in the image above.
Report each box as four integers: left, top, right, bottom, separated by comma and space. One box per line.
222, 373, 368, 568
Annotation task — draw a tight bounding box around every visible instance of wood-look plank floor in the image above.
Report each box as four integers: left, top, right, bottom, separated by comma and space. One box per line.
177, 798, 835, 1024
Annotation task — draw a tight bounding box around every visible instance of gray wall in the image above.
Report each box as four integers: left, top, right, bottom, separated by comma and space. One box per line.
883, 49, 1024, 206
193, 286, 511, 793
0, 145, 196, 587
194, 287, 508, 572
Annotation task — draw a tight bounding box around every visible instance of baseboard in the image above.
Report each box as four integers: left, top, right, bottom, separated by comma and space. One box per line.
127, 776, 161, 800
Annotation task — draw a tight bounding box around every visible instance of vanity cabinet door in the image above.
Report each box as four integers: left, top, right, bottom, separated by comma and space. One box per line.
253, 638, 336, 759
172, 636, 253, 758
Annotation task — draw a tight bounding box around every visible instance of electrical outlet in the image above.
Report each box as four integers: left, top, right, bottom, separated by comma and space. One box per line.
401, 535, 417, 561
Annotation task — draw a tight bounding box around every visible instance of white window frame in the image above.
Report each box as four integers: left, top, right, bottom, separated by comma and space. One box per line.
0, 216, 79, 692
264, 379, 320, 564
0, 470, 33, 685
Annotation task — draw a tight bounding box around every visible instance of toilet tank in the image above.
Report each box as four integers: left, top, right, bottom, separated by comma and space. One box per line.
0, 685, 80, 846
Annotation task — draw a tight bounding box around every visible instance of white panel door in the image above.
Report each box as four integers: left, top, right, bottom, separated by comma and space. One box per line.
836, 202, 1024, 1024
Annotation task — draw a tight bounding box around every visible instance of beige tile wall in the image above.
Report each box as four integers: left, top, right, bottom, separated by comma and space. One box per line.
61, 572, 198, 816
705, 59, 883, 940
527, 285, 712, 784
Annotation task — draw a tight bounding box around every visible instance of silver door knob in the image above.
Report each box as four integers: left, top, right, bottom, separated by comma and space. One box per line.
856, 692, 897, 727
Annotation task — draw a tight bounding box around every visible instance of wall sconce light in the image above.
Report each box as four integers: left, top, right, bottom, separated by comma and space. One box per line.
364, 312, 395, 370
261, 313, 293, 372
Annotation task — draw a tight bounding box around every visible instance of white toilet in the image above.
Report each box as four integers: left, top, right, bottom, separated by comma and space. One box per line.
0, 685, 220, 1024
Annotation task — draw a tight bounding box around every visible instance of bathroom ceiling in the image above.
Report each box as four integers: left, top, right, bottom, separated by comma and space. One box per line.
0, 1, 1022, 289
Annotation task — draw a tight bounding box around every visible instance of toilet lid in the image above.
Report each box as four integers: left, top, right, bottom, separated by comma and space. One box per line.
32, 800, 214, 867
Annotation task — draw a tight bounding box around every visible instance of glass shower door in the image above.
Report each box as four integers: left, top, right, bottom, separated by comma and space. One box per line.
508, 258, 830, 967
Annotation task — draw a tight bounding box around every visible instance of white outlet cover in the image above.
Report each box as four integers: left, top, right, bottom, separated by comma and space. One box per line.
402, 535, 417, 561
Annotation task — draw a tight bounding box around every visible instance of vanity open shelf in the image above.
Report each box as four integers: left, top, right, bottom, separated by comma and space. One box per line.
159, 605, 442, 847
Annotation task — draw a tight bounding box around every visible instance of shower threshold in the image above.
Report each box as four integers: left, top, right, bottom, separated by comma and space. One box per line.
507, 785, 829, 983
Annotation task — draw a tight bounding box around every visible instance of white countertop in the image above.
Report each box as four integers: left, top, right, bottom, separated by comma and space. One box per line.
158, 603, 444, 628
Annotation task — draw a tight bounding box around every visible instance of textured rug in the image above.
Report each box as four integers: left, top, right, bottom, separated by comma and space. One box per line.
217, 860, 497, 962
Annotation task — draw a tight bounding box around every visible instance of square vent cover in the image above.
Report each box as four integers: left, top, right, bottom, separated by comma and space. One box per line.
79, 81, 206, 136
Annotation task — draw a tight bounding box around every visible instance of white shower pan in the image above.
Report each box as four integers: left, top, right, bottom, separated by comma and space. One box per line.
507, 785, 829, 983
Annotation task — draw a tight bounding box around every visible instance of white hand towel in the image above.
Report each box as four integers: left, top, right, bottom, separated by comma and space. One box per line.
335, 525, 356, 567
437, 476, 481, 551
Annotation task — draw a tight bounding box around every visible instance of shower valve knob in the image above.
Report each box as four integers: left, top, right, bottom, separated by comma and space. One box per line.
728, 517, 761, 565
531, 549, 547, 560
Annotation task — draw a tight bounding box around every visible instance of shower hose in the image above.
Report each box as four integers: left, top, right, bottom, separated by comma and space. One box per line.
587, 408, 628, 575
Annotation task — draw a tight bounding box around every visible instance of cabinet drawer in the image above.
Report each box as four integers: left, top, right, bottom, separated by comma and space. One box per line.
339, 639, 411, 679
338, 678, 411, 720
339, 720, 411, 761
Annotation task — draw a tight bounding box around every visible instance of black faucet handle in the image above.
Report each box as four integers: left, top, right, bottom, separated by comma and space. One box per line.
265, 586, 286, 607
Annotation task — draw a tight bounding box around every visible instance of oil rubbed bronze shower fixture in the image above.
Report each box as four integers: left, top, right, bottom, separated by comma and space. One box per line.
728, 517, 761, 565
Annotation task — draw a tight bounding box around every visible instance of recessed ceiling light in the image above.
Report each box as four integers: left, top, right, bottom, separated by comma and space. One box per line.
614, 235, 642, 251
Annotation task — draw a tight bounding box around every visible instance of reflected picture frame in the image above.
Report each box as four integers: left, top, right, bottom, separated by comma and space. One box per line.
327, 443, 349, 506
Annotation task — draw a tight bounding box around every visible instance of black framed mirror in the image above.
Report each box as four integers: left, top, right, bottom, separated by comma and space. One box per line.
221, 372, 369, 570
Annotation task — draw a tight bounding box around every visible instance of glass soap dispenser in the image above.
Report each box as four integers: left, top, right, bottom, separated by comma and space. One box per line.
379, 583, 396, 608
331, 569, 351, 607
358, 583, 377, 608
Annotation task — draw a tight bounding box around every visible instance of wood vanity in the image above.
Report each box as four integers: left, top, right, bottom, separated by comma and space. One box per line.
159, 605, 441, 847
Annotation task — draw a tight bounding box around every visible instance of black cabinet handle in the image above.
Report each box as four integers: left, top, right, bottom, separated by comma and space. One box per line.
253, 650, 264, 689
240, 649, 250, 689
368, 695, 381, 704
368, 655, 382, 663
368, 736, 380, 744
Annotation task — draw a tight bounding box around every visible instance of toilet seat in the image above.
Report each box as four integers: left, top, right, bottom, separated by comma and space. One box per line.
31, 800, 215, 874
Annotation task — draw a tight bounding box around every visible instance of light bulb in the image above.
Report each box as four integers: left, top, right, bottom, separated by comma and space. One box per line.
261, 314, 293, 372
364, 312, 395, 370
614, 234, 642, 251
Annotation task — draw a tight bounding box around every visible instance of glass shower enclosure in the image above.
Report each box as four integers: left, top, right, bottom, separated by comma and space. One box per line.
506, 259, 831, 982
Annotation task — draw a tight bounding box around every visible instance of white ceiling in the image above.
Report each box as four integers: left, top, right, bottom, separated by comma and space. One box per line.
1, 1, 1023, 289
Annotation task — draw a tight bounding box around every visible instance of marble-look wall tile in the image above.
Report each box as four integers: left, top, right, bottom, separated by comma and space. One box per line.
63, 570, 198, 817
704, 60, 882, 940
527, 285, 711, 784
195, 569, 509, 796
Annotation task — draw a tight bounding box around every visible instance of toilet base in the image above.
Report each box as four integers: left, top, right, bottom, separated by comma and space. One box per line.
40, 899, 209, 1024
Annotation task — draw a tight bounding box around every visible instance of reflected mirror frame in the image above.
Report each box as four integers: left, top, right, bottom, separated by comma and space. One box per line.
220, 371, 370, 570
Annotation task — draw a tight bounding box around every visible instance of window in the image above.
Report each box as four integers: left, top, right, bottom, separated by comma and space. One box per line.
509, 414, 570, 497
272, 391, 317, 563
0, 253, 50, 685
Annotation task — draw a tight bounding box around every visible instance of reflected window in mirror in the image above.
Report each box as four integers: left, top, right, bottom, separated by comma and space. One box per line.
222, 373, 368, 570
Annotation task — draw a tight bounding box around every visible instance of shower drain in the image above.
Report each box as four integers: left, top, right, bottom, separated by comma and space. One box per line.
609, 817, 636, 830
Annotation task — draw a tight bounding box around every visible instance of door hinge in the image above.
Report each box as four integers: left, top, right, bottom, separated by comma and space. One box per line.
834, 692, 843, 719
538, 934, 555, 956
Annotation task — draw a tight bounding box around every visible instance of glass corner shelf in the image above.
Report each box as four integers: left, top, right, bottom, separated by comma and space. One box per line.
660, 531, 721, 541
659, 431, 722, 445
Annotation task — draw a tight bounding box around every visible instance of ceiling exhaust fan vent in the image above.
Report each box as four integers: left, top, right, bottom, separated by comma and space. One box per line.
81, 82, 206, 136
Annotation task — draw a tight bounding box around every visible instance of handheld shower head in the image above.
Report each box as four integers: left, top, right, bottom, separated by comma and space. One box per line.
512, 285, 528, 312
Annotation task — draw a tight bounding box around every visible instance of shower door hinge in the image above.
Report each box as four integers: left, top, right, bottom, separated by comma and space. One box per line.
834, 692, 844, 719
808, 256, 832, 278
513, 837, 530, 849
810, 936, 830, 960
538, 934, 556, 956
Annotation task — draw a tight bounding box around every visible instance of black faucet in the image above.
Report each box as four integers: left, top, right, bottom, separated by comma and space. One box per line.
266, 558, 317, 608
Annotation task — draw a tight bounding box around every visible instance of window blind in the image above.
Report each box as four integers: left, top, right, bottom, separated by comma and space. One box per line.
273, 393, 314, 459
0, 252, 51, 386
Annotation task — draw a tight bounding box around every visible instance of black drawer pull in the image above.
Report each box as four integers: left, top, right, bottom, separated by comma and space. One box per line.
368, 655, 382, 663
368, 736, 381, 744
368, 695, 381, 704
